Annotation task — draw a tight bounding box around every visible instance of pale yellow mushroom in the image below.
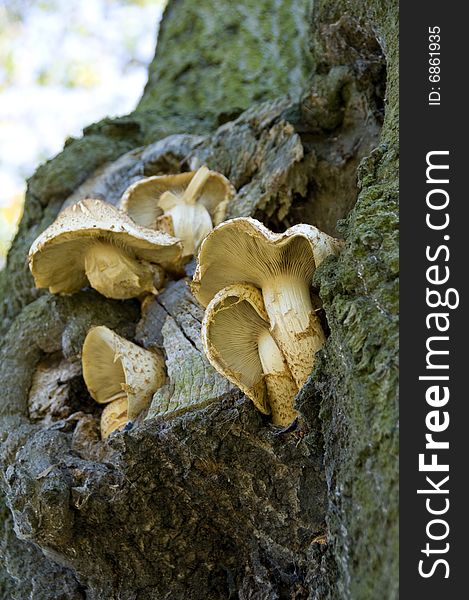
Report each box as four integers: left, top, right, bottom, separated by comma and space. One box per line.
193, 217, 343, 388
82, 326, 166, 438
28, 198, 182, 299
100, 397, 128, 440
120, 166, 235, 259
202, 283, 298, 427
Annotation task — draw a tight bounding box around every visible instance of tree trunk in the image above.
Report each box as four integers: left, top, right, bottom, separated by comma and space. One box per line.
0, 1, 398, 598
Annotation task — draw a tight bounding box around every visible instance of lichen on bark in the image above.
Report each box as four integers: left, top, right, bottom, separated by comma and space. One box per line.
138, 0, 315, 125
0, 0, 398, 598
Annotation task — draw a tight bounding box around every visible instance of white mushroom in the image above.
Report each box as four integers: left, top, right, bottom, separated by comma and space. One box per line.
82, 326, 166, 437
28, 198, 182, 299
202, 283, 298, 426
193, 217, 343, 388
121, 166, 235, 259
100, 397, 128, 440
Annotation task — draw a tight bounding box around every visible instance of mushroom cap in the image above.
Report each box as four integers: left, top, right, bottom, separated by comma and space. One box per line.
201, 283, 272, 415
82, 325, 166, 420
28, 198, 182, 294
101, 397, 128, 439
192, 217, 344, 307
120, 169, 235, 228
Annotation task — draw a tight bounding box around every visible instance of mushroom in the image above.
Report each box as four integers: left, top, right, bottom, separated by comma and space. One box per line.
82, 326, 166, 437
28, 198, 182, 299
100, 397, 128, 439
120, 166, 235, 259
202, 283, 298, 426
192, 217, 343, 388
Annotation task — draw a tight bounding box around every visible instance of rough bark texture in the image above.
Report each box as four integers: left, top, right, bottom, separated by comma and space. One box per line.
0, 1, 398, 598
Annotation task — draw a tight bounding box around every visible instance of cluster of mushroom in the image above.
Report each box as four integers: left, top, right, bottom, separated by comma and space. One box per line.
192, 218, 343, 427
28, 167, 234, 437
28, 163, 342, 435
29, 166, 235, 300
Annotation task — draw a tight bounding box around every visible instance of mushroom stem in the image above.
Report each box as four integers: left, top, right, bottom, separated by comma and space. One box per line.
182, 166, 211, 204
258, 329, 299, 426
166, 203, 213, 258
84, 241, 156, 299
262, 276, 325, 388
101, 397, 128, 439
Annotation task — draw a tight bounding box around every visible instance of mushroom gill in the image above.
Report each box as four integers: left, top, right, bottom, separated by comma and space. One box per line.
121, 166, 235, 259
193, 217, 343, 388
82, 326, 166, 437
202, 283, 298, 426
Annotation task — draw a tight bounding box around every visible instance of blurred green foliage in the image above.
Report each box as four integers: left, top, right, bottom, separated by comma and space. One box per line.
0, 0, 166, 267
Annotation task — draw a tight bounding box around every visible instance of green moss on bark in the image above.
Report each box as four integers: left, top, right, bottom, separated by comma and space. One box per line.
304, 1, 399, 598
139, 0, 314, 123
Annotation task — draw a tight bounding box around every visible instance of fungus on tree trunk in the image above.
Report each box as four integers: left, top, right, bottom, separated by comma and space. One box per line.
120, 166, 235, 259
192, 217, 344, 388
202, 283, 298, 426
82, 325, 166, 437
28, 198, 182, 299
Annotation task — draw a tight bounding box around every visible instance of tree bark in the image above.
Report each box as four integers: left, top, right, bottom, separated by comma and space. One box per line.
0, 1, 398, 598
